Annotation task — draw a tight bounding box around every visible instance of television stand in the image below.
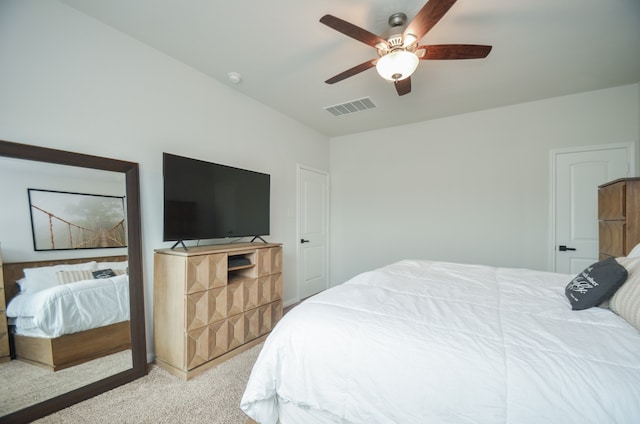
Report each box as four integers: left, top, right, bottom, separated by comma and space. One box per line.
153, 242, 283, 380
170, 240, 188, 250
250, 236, 267, 244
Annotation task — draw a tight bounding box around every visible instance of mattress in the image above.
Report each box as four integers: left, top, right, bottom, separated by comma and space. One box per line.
6, 274, 130, 338
241, 260, 640, 424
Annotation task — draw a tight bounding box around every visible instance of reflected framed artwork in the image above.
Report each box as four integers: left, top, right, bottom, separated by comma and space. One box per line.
28, 188, 127, 251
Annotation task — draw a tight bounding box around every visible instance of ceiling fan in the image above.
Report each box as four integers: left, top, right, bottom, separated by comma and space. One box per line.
320, 0, 492, 96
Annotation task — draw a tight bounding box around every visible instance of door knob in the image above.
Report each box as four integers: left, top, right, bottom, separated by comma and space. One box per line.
558, 245, 576, 251
300, 239, 310, 244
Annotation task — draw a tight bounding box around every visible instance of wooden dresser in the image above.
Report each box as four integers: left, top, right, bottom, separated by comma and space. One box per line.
598, 177, 640, 259
153, 242, 282, 379
0, 245, 10, 362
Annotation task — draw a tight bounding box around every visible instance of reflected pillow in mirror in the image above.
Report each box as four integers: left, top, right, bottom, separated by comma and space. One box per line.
99, 261, 127, 270
57, 268, 126, 284
22, 261, 98, 293
92, 268, 126, 279
56, 269, 94, 284
16, 277, 27, 292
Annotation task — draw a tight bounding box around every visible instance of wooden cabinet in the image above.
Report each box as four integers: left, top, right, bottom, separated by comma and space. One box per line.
0, 246, 10, 362
598, 178, 640, 259
153, 242, 282, 379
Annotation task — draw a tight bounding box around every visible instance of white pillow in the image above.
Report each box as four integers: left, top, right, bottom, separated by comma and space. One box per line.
16, 278, 27, 292
627, 243, 640, 258
97, 261, 128, 270
611, 256, 640, 331
22, 261, 98, 294
56, 269, 96, 284
57, 268, 126, 284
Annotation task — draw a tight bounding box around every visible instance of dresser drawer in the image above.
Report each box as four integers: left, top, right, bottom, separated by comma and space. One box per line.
599, 221, 625, 257
598, 182, 626, 220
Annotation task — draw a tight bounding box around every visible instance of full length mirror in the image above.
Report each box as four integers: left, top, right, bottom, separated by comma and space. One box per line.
0, 139, 146, 423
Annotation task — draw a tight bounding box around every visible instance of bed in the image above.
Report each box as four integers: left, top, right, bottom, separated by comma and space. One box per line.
241, 258, 640, 423
3, 255, 131, 371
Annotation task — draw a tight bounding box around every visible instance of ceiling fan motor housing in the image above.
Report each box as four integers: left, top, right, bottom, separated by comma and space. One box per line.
378, 13, 417, 57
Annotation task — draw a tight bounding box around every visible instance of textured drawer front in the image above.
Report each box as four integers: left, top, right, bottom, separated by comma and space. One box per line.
185, 290, 210, 332
185, 319, 234, 370
243, 308, 261, 343
208, 320, 231, 361
242, 279, 259, 312
271, 247, 283, 274
185, 253, 226, 294
258, 301, 283, 336
256, 248, 272, 277
242, 300, 282, 345
227, 281, 244, 317
0, 310, 8, 357
185, 325, 209, 370
271, 273, 283, 301
185, 287, 229, 331
258, 274, 282, 304
227, 314, 245, 351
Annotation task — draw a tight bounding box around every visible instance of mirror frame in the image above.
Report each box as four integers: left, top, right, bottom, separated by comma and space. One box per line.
0, 139, 147, 423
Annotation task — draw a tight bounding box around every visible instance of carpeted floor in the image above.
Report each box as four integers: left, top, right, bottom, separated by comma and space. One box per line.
32, 343, 263, 424
0, 350, 132, 416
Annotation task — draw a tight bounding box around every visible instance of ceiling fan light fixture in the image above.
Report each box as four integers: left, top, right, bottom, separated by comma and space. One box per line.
375, 50, 419, 82
402, 34, 418, 47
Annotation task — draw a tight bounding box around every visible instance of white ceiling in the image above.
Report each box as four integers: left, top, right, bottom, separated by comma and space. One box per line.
59, 0, 640, 137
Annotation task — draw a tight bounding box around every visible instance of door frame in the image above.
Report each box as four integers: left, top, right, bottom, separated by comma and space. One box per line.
296, 164, 330, 303
549, 141, 636, 272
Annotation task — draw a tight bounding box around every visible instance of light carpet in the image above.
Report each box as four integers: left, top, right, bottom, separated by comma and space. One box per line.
33, 343, 263, 424
0, 350, 132, 416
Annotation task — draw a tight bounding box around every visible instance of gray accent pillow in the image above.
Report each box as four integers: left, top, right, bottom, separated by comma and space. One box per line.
565, 257, 628, 310
92, 268, 117, 279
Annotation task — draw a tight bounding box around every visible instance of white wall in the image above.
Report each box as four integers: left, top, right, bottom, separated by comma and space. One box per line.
330, 84, 640, 284
0, 1, 330, 357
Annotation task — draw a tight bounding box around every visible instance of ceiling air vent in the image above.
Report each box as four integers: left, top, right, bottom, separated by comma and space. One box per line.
323, 97, 376, 117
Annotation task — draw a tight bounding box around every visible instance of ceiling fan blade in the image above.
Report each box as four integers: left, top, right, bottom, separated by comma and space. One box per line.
394, 77, 412, 96
417, 44, 492, 60
320, 15, 389, 49
403, 0, 457, 43
325, 59, 377, 84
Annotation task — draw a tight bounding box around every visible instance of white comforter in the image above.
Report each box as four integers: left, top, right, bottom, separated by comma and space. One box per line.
241, 260, 640, 424
6, 274, 130, 338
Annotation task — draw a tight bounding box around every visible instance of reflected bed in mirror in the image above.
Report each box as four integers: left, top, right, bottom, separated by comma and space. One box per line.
0, 255, 133, 415
4, 256, 130, 370
0, 139, 146, 423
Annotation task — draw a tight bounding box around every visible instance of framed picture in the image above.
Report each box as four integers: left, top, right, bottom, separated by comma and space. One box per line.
28, 188, 127, 251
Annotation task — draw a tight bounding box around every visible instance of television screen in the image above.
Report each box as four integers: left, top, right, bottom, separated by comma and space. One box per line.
163, 153, 270, 242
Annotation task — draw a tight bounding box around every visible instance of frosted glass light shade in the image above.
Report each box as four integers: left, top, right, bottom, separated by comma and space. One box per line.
376, 50, 419, 82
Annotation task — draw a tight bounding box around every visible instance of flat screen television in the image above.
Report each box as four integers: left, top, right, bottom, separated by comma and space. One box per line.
163, 153, 270, 247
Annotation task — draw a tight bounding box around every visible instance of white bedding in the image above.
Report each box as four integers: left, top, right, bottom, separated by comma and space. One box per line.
6, 274, 130, 338
241, 260, 640, 424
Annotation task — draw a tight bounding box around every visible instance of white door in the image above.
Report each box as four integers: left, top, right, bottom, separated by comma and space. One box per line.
297, 166, 329, 299
552, 143, 635, 274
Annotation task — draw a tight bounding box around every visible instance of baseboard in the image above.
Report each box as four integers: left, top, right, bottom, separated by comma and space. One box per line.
283, 298, 299, 308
